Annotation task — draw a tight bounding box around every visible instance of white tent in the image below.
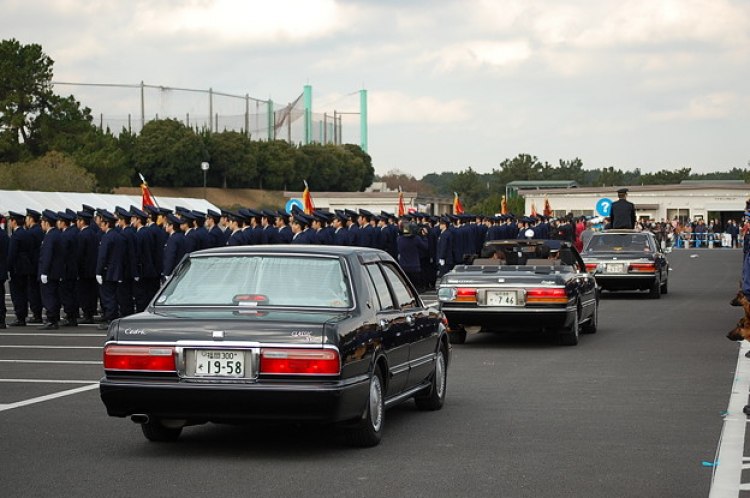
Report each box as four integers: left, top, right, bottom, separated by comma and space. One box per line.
0, 189, 220, 216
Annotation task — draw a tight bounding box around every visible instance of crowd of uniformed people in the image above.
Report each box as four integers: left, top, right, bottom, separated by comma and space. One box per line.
0, 202, 579, 330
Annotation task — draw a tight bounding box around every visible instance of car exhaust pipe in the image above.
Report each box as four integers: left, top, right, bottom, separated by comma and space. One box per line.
131, 414, 150, 424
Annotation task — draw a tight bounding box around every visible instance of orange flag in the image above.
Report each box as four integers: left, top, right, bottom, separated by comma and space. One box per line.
453, 192, 464, 215
501, 195, 508, 215
530, 202, 538, 217
397, 189, 405, 217
543, 194, 552, 217
302, 181, 315, 215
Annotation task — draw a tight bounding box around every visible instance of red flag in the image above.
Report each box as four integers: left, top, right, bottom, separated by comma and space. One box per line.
453, 192, 464, 215
397, 190, 405, 217
501, 195, 508, 215
543, 194, 552, 217
302, 181, 315, 215
530, 202, 538, 217
141, 182, 156, 210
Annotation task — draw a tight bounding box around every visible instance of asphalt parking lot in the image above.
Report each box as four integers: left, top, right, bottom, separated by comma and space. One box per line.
0, 248, 746, 497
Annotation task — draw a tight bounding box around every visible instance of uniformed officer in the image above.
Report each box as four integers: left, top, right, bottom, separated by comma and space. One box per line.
115, 207, 137, 318
226, 211, 246, 246
397, 221, 428, 292
76, 211, 99, 324
0, 221, 8, 329
57, 211, 79, 327
162, 213, 187, 279
131, 207, 160, 312
96, 210, 126, 330
6, 211, 34, 326
260, 209, 280, 245
436, 217, 455, 278
25, 209, 44, 324
291, 214, 312, 244
145, 205, 167, 277
192, 211, 212, 250
180, 212, 199, 253
206, 209, 226, 248
332, 212, 351, 246
38, 210, 65, 330
610, 188, 636, 229
275, 210, 293, 244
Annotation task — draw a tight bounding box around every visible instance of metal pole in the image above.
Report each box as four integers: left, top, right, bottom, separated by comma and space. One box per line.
360, 89, 368, 152
303, 85, 312, 145
245, 94, 250, 138
209, 87, 213, 132
323, 113, 327, 143
203, 170, 207, 199
140, 81, 145, 130
333, 111, 338, 145
267, 100, 274, 141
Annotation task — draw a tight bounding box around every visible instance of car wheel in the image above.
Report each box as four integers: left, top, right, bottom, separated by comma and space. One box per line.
649, 278, 661, 299
415, 345, 448, 411
660, 276, 668, 294
141, 419, 183, 442
343, 369, 384, 447
581, 301, 598, 334
448, 326, 467, 344
559, 308, 579, 346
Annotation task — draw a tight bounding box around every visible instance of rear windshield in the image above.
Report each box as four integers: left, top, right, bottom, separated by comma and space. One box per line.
585, 233, 655, 253
156, 255, 351, 308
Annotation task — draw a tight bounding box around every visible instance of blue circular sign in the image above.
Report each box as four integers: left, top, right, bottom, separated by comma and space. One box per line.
596, 198, 613, 217
286, 199, 303, 213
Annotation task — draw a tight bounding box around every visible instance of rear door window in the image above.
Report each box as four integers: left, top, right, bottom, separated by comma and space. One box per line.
381, 264, 418, 309
365, 264, 395, 311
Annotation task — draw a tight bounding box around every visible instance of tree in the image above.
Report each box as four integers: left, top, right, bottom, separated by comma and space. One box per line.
73, 128, 132, 192
342, 144, 375, 191
0, 39, 55, 162
134, 119, 207, 187
378, 169, 433, 193
449, 167, 486, 209
0, 151, 96, 191
207, 130, 256, 188
25, 94, 96, 157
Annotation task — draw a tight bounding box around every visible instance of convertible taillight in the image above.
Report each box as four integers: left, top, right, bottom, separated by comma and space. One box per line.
629, 263, 655, 272
104, 345, 176, 372
526, 288, 568, 303
455, 288, 478, 302
260, 348, 340, 375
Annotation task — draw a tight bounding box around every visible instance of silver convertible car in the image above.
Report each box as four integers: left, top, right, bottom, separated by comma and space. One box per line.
581, 230, 669, 299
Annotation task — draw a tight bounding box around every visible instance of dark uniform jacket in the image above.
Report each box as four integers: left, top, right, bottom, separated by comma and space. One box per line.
135, 226, 158, 279
0, 228, 8, 281
610, 199, 636, 229
60, 227, 79, 280
39, 228, 65, 281
163, 232, 186, 277
278, 226, 293, 244
209, 225, 225, 247
97, 229, 126, 282
7, 227, 35, 277
77, 226, 99, 279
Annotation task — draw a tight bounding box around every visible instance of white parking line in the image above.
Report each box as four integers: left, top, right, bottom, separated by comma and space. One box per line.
0, 360, 100, 365
0, 379, 98, 384
0, 383, 99, 413
0, 345, 101, 349
709, 341, 750, 497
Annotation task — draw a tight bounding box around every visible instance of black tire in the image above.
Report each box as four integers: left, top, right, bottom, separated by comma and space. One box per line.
448, 326, 467, 344
649, 278, 661, 299
559, 308, 579, 346
415, 346, 448, 411
660, 276, 668, 294
141, 419, 183, 442
342, 369, 384, 447
581, 301, 598, 334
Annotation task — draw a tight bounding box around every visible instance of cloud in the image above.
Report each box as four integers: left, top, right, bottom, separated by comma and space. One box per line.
650, 92, 750, 121
368, 91, 472, 124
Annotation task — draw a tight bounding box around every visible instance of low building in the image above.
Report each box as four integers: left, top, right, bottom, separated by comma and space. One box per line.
522, 183, 750, 225
283, 191, 453, 215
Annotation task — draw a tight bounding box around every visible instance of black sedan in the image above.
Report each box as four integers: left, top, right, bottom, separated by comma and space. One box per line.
100, 245, 450, 447
437, 240, 598, 346
582, 229, 669, 298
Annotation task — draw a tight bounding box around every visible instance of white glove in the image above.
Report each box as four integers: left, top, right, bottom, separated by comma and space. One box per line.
439, 259, 445, 266
96, 275, 103, 285
134, 277, 140, 282
41, 274, 48, 284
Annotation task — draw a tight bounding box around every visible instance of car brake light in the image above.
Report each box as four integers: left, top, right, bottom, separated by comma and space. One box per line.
260, 348, 340, 375
526, 288, 568, 303
104, 345, 176, 372
585, 263, 598, 272
455, 288, 477, 302
629, 263, 655, 272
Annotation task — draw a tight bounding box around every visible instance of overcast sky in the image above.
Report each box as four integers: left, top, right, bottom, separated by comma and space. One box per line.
3, 0, 749, 179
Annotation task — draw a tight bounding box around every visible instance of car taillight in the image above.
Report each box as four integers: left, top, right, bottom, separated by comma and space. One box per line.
526, 288, 568, 303
260, 348, 340, 375
585, 263, 598, 272
104, 345, 176, 372
629, 263, 655, 272
455, 288, 478, 302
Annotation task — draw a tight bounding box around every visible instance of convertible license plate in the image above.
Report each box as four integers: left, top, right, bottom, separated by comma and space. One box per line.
606, 263, 624, 273
194, 350, 245, 377
486, 290, 518, 306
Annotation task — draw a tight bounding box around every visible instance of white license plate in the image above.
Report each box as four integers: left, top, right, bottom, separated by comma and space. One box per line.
606, 264, 624, 273
486, 291, 518, 306
194, 350, 245, 377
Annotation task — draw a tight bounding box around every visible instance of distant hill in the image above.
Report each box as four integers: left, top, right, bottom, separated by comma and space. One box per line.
114, 187, 288, 211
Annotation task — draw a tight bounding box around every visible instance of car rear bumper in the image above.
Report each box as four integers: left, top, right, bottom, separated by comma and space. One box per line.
595, 274, 656, 290
441, 306, 574, 330
100, 375, 369, 423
